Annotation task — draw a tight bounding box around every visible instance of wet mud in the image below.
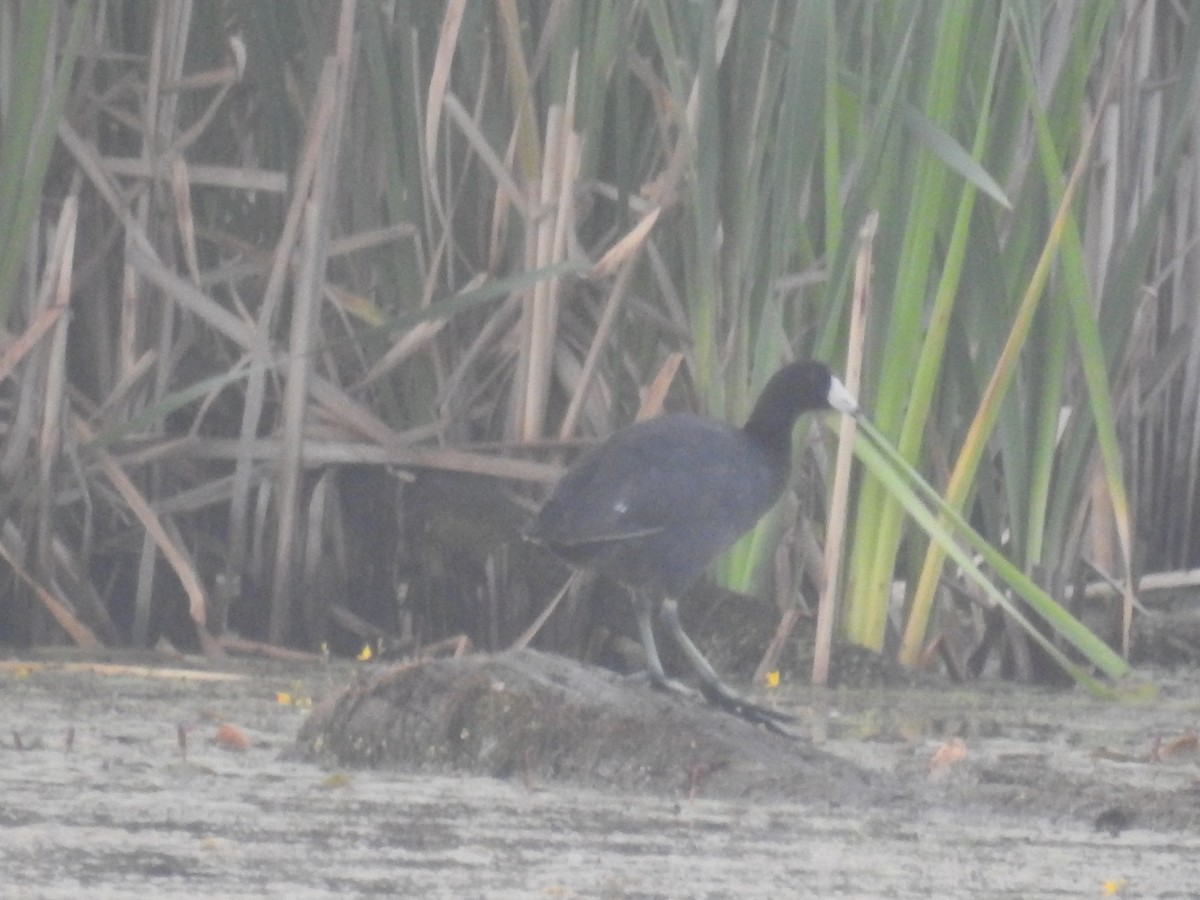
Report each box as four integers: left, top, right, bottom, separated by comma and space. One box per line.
294, 649, 877, 803
3, 651, 1200, 898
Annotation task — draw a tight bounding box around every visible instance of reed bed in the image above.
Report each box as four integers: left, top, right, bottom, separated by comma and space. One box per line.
1, 1, 1197, 685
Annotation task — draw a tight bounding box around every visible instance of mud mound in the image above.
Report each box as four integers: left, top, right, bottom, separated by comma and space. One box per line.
294, 648, 877, 802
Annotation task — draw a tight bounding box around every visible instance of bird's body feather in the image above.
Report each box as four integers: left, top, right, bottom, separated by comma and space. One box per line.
526, 413, 788, 595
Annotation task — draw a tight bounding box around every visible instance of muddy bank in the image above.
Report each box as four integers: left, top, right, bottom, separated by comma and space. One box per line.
294, 649, 879, 803
3, 653, 1200, 898
297, 649, 1200, 832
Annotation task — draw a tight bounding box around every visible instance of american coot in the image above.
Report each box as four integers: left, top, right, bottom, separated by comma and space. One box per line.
524, 360, 859, 728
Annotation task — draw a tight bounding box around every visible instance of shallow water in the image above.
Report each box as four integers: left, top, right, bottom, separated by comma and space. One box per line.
2, 657, 1198, 898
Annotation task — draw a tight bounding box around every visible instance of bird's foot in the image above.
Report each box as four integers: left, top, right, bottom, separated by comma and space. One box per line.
658, 598, 796, 736
632, 670, 796, 737
648, 672, 702, 700
695, 681, 798, 737
622, 669, 701, 700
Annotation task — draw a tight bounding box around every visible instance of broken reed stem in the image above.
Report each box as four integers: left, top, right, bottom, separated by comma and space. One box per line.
811, 211, 875, 686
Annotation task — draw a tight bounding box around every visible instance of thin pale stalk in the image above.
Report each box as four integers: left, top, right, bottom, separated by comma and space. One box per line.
812, 212, 874, 686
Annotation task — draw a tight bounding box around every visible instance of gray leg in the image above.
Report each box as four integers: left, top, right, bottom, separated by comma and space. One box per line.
661, 599, 794, 730
659, 598, 724, 685
633, 591, 668, 682
632, 592, 696, 697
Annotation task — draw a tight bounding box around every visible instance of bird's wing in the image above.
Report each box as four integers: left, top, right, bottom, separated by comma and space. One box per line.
529, 416, 762, 547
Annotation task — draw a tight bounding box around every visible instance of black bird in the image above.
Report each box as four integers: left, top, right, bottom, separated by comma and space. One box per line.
524, 360, 859, 727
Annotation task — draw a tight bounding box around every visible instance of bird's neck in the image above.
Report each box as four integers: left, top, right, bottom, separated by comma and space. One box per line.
741, 418, 795, 460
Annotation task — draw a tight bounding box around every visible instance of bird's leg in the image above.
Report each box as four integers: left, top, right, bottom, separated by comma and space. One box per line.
632, 592, 696, 697
660, 599, 795, 732
632, 591, 667, 680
